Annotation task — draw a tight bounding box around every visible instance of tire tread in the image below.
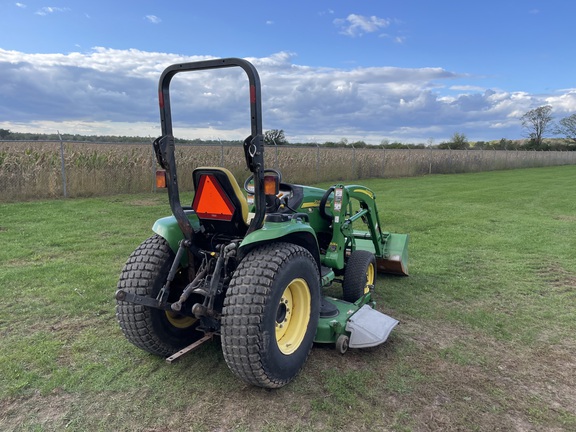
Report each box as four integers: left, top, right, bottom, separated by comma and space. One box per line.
222, 243, 319, 388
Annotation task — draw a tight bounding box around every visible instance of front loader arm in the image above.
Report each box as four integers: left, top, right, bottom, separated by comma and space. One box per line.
345, 185, 387, 257
322, 185, 386, 270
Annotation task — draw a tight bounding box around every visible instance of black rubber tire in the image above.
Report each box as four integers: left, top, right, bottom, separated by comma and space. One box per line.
116, 234, 201, 357
221, 242, 320, 388
342, 250, 377, 303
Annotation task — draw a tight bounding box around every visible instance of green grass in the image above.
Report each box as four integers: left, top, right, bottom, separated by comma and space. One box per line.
1, 166, 575, 431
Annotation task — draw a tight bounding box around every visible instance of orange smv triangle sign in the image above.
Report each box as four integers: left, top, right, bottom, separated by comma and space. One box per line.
192, 174, 235, 221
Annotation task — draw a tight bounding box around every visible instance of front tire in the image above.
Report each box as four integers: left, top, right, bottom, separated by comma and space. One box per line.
342, 250, 376, 302
116, 234, 201, 356
221, 243, 320, 388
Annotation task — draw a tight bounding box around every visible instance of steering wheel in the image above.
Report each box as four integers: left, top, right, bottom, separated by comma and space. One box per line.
319, 187, 335, 222
243, 168, 283, 193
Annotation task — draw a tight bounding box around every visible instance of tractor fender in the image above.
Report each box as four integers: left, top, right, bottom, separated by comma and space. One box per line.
152, 211, 200, 253
238, 221, 321, 271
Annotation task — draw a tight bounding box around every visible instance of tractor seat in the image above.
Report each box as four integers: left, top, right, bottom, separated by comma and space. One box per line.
192, 167, 249, 237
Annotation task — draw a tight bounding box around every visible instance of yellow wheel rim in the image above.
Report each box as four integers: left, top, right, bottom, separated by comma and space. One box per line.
165, 311, 197, 329
364, 262, 375, 295
275, 278, 311, 355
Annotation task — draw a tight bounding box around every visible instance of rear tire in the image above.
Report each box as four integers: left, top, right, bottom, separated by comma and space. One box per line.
221, 243, 320, 388
116, 234, 201, 356
342, 250, 376, 302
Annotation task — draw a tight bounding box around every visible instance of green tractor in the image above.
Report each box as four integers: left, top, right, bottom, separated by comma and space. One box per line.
115, 58, 409, 388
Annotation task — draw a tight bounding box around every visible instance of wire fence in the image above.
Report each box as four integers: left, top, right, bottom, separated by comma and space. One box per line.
1, 140, 575, 202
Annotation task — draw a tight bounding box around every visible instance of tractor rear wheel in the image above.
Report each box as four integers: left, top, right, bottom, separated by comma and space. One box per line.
342, 250, 376, 302
221, 243, 320, 388
116, 234, 201, 356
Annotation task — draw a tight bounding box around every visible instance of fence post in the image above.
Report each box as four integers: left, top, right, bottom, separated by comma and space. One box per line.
316, 143, 320, 182
273, 139, 279, 169
493, 148, 496, 170
149, 136, 157, 193
352, 143, 356, 179
57, 131, 67, 198
152, 147, 156, 193
219, 138, 224, 166
382, 147, 386, 178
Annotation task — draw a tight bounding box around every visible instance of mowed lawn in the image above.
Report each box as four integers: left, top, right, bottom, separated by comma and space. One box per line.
0, 166, 575, 431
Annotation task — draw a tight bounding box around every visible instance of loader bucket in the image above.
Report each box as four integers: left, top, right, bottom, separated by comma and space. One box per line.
377, 233, 409, 276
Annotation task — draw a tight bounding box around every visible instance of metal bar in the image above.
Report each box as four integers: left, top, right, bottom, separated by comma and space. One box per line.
115, 289, 172, 310
57, 131, 67, 198
156, 57, 266, 239
165, 333, 214, 364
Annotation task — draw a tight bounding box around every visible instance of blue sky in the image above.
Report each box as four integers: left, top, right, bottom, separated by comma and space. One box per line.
1, 1, 574, 144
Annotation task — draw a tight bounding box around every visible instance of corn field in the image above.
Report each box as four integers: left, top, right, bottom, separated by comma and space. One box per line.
1, 140, 575, 202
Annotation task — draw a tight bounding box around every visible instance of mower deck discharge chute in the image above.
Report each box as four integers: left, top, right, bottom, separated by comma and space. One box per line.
115, 58, 409, 388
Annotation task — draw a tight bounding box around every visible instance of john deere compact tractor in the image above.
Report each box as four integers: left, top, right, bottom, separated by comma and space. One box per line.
115, 58, 409, 388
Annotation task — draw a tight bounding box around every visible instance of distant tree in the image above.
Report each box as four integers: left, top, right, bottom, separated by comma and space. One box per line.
0, 128, 11, 139
438, 132, 469, 149
521, 105, 553, 149
264, 129, 288, 145
554, 113, 576, 144
380, 141, 407, 149
493, 138, 515, 150
451, 132, 469, 149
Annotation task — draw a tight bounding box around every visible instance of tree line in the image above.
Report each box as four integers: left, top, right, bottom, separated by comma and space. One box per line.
2, 107, 575, 151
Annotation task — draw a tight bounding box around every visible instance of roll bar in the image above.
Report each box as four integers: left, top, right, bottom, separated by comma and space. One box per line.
154, 58, 266, 240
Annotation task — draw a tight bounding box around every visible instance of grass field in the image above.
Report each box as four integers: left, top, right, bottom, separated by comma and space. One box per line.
1, 166, 575, 431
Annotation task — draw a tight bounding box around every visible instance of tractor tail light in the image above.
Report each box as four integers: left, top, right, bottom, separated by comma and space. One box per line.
264, 175, 279, 196
156, 170, 167, 188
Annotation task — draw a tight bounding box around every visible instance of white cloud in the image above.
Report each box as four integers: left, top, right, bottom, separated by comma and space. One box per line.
450, 85, 487, 92
35, 6, 70, 16
0, 48, 569, 143
545, 89, 576, 114
334, 14, 390, 37
15, 2, 26, 8
145, 15, 161, 24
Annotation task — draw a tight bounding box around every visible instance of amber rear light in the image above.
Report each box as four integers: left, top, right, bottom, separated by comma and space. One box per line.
264, 175, 279, 196
156, 170, 167, 188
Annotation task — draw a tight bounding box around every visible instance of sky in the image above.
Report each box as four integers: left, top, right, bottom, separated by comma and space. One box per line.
0, 0, 575, 144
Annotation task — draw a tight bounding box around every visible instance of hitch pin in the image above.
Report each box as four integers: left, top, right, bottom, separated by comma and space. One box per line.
157, 239, 189, 304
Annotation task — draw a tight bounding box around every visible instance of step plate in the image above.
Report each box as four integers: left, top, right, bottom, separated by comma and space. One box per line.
345, 305, 399, 348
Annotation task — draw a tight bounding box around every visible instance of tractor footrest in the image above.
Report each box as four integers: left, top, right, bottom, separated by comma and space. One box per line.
345, 305, 398, 348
